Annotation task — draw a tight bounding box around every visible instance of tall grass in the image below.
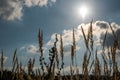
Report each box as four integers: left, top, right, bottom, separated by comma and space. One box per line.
0, 21, 120, 80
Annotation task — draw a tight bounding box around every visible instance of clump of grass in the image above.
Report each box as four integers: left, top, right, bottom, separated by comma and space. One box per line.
28, 58, 35, 75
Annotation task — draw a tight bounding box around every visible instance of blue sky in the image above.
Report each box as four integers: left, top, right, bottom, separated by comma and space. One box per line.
1, 0, 120, 72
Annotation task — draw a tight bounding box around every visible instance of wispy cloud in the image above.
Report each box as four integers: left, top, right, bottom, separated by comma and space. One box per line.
0, 0, 23, 21
51, 0, 56, 3
20, 44, 47, 54
24, 0, 48, 7
0, 0, 57, 21
27, 45, 39, 54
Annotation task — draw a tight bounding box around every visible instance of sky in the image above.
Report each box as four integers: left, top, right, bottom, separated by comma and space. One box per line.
0, 0, 120, 73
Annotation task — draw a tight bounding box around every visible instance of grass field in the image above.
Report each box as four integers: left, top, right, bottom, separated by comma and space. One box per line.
1, 21, 120, 80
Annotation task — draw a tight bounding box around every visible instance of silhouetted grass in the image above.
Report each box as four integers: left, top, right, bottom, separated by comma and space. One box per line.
0, 20, 120, 80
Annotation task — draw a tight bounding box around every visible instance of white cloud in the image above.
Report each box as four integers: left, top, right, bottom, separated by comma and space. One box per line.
61, 66, 82, 75
27, 45, 39, 54
20, 44, 47, 54
19, 46, 25, 50
0, 0, 23, 21
95, 21, 109, 29
0, 0, 57, 21
51, 0, 56, 3
46, 21, 120, 56
46, 31, 80, 55
24, 0, 48, 7
78, 21, 120, 47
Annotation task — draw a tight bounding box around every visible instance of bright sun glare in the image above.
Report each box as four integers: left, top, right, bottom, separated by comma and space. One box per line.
78, 5, 88, 19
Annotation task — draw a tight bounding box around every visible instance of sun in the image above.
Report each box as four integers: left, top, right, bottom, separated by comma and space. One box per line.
78, 5, 88, 19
